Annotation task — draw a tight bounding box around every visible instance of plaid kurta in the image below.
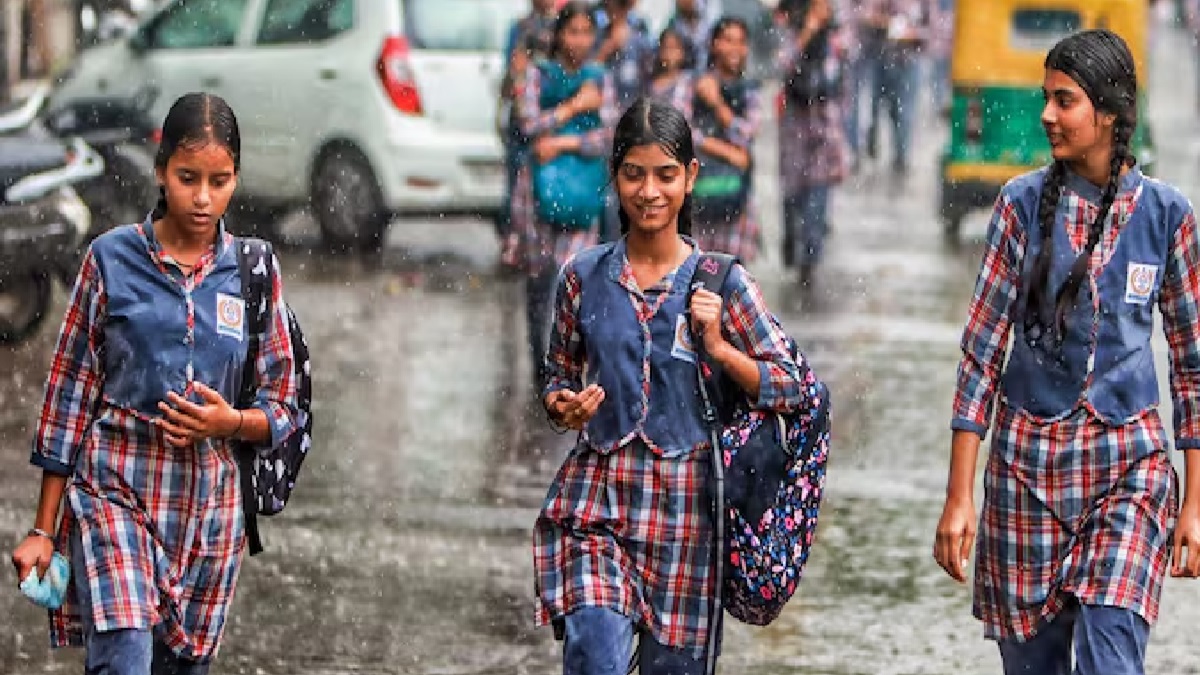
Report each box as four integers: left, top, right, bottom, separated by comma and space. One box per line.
952, 174, 1200, 641
31, 225, 298, 660
775, 28, 851, 193
509, 62, 620, 276
535, 244, 802, 654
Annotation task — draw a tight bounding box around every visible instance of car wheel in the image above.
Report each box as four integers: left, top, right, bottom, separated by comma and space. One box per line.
0, 273, 52, 345
311, 147, 388, 252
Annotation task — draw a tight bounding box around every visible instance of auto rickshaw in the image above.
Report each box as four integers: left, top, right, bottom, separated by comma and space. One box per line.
940, 0, 1155, 242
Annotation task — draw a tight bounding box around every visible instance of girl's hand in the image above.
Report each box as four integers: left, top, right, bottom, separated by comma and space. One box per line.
934, 495, 977, 583
534, 136, 564, 163
695, 75, 722, 108
571, 81, 603, 114
156, 382, 240, 448
689, 288, 728, 356
11, 533, 54, 583
544, 384, 606, 430
1172, 501, 1200, 578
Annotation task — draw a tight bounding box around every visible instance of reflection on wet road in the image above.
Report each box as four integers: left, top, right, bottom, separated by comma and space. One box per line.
6, 18, 1200, 675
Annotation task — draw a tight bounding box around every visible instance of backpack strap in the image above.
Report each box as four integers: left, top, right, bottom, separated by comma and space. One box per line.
234, 236, 275, 557
686, 251, 736, 675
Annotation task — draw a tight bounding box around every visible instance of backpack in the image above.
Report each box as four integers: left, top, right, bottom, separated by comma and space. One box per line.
690, 78, 756, 226
531, 59, 609, 232
784, 26, 843, 107
234, 237, 314, 556
689, 253, 831, 631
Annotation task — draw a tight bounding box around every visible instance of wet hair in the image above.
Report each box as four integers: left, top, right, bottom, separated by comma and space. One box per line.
706, 16, 749, 72
548, 1, 597, 60
1025, 29, 1137, 342
654, 27, 693, 75
151, 92, 241, 220
611, 98, 697, 236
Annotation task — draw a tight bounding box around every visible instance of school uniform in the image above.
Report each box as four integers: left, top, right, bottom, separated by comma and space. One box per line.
689, 72, 764, 262
30, 220, 299, 667
534, 238, 805, 670
953, 167, 1200, 671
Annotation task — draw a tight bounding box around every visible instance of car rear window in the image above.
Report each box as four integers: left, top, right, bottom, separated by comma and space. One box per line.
402, 0, 526, 51
1010, 9, 1082, 51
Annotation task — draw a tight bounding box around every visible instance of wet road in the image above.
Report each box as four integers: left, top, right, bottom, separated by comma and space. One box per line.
7, 13, 1200, 675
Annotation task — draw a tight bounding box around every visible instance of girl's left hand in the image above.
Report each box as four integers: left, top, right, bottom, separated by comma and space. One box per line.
695, 75, 721, 107
156, 382, 239, 448
1172, 501, 1200, 578
534, 136, 563, 163
690, 288, 727, 356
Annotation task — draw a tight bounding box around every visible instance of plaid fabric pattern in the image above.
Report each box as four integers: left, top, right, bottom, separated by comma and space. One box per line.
775, 25, 851, 194
33, 229, 297, 660
534, 439, 715, 656
954, 174, 1200, 641
537, 246, 801, 651
693, 205, 762, 262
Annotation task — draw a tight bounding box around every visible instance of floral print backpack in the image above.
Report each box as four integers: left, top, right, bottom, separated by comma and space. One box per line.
689, 253, 831, 634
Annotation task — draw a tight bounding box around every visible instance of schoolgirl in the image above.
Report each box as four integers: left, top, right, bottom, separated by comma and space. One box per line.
10, 93, 299, 674
689, 17, 763, 262
533, 98, 804, 674
505, 0, 619, 385
934, 30, 1200, 674
648, 27, 695, 110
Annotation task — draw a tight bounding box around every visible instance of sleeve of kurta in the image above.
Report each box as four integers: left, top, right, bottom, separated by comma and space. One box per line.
1158, 208, 1200, 450
724, 84, 763, 149
722, 264, 804, 411
951, 191, 1025, 437
518, 64, 558, 138
542, 260, 585, 399
578, 72, 619, 158
248, 254, 300, 450
31, 249, 107, 476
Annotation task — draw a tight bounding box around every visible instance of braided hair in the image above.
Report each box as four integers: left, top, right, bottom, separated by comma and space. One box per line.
1025, 29, 1138, 342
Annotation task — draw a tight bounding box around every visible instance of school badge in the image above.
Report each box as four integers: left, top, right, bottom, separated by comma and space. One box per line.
216, 292, 245, 340
1124, 263, 1158, 305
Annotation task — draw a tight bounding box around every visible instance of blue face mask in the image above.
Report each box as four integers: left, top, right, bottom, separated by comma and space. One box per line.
20, 552, 70, 610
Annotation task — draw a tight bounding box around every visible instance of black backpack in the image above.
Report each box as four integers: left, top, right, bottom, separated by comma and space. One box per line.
784, 26, 843, 107
234, 237, 314, 556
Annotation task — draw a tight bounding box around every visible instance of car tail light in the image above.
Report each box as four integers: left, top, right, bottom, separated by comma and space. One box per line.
150, 128, 163, 144
965, 98, 984, 142
377, 36, 423, 116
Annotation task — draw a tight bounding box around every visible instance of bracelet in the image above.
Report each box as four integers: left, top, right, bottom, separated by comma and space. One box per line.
27, 527, 53, 541
230, 410, 244, 440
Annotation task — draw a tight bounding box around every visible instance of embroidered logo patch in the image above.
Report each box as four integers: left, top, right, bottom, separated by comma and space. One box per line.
216, 293, 245, 340
671, 314, 696, 363
1124, 263, 1158, 304
700, 257, 721, 278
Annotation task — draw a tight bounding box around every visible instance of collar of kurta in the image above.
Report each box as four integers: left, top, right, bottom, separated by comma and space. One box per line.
608, 234, 701, 298
1061, 165, 1143, 204
138, 214, 233, 276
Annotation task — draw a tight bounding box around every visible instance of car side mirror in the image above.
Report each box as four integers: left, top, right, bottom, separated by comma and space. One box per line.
128, 28, 150, 55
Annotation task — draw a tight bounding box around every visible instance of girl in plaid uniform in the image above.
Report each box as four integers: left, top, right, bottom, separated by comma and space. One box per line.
689, 17, 764, 262
934, 30, 1200, 674
534, 98, 804, 674
502, 1, 619, 385
10, 94, 299, 674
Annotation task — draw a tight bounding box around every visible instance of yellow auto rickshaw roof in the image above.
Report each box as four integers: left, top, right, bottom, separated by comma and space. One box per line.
951, 0, 1148, 88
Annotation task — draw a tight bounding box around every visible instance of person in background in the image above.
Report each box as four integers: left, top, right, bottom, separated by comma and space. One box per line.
776, 0, 850, 284
862, 0, 931, 177
497, 0, 559, 258
665, 0, 713, 72
649, 27, 696, 109
691, 17, 763, 262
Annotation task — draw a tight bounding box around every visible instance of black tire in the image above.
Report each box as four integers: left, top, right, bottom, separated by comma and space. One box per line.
311, 147, 388, 252
942, 210, 965, 247
0, 273, 52, 345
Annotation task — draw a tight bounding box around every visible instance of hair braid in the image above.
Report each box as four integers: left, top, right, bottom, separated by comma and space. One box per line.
1024, 160, 1066, 339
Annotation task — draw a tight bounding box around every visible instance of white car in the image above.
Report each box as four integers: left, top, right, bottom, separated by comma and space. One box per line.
52, 0, 527, 250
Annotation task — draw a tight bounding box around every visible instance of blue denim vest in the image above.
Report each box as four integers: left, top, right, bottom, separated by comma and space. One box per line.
573, 240, 713, 456
91, 221, 248, 417
1002, 168, 1188, 424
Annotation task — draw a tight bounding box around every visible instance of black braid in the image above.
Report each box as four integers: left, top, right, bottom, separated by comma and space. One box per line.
1024, 160, 1066, 339
1050, 117, 1132, 335
151, 185, 168, 221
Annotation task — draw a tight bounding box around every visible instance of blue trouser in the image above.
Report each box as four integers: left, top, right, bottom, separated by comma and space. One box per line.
497, 136, 530, 239
867, 49, 919, 171
526, 266, 558, 381
997, 603, 1151, 675
562, 607, 709, 675
784, 186, 831, 267
71, 527, 210, 675
844, 49, 879, 161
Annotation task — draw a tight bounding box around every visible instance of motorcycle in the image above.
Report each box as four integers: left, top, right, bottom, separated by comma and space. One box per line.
3, 82, 159, 241
0, 126, 102, 343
